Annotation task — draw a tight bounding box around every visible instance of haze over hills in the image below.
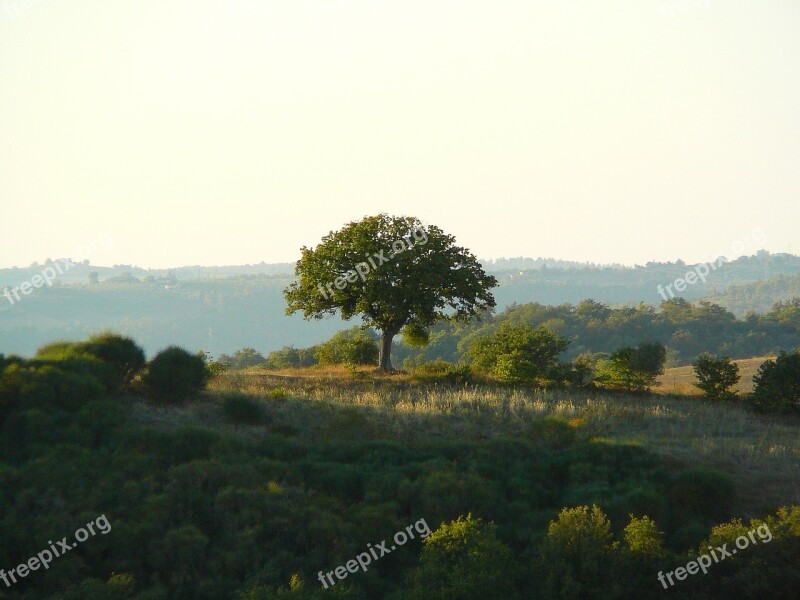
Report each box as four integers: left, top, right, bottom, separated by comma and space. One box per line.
3, 250, 800, 358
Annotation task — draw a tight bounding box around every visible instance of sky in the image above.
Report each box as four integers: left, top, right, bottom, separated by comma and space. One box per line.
1, 0, 799, 269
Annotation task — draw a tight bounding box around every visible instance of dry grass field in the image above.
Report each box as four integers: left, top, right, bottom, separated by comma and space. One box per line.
657, 356, 775, 396
190, 369, 800, 518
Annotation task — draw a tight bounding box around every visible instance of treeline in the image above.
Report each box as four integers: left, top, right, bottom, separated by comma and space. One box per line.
262, 297, 800, 370
0, 335, 798, 599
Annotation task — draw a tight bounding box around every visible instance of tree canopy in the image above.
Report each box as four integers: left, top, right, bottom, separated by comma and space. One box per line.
284, 215, 497, 370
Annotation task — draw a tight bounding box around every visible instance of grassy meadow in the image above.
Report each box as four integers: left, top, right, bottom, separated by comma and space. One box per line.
203, 368, 800, 517
657, 356, 774, 396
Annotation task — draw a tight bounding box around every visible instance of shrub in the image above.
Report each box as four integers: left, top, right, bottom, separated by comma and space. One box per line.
410, 360, 474, 384
143, 346, 208, 402
595, 342, 666, 392
221, 394, 268, 425
693, 354, 739, 401
751, 350, 800, 413
536, 505, 615, 599
264, 346, 318, 369
315, 328, 379, 366
411, 514, 520, 600
36, 333, 146, 392
465, 322, 568, 384
623, 515, 665, 557
74, 333, 146, 388
668, 468, 736, 522
215, 347, 266, 371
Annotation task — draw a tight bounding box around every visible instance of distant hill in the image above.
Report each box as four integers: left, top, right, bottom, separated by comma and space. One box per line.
3, 251, 800, 358
704, 273, 800, 316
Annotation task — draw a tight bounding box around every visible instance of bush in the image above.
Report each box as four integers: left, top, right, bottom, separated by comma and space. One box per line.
693, 354, 739, 401
465, 322, 568, 384
411, 514, 520, 600
751, 350, 800, 413
595, 342, 666, 392
668, 468, 736, 522
264, 346, 319, 369
143, 346, 209, 402
215, 348, 266, 371
36, 333, 146, 392
221, 394, 268, 425
410, 361, 474, 384
536, 505, 615, 599
315, 328, 379, 367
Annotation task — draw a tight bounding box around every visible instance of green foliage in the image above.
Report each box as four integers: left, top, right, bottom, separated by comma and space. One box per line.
668, 468, 736, 522
284, 214, 497, 370
409, 360, 474, 384
751, 350, 800, 413
3, 334, 800, 599
595, 342, 666, 392
315, 328, 379, 367
693, 353, 739, 401
264, 346, 319, 369
35, 333, 145, 392
465, 322, 569, 384
217, 347, 267, 370
410, 514, 519, 600
623, 515, 665, 557
536, 505, 615, 599
221, 394, 268, 425
143, 346, 209, 403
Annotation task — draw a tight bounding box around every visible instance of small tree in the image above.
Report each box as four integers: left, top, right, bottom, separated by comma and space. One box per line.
693, 354, 739, 401
751, 350, 800, 413
465, 322, 568, 384
411, 514, 519, 600
143, 346, 208, 403
216, 347, 266, 370
315, 328, 379, 367
537, 505, 615, 599
264, 346, 319, 369
596, 342, 666, 392
623, 515, 665, 557
284, 215, 497, 371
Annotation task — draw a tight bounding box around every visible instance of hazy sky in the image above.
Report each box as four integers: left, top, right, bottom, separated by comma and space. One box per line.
1, 0, 798, 269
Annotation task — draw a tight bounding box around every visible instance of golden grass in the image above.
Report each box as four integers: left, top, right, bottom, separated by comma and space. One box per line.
657, 356, 775, 396
202, 369, 800, 517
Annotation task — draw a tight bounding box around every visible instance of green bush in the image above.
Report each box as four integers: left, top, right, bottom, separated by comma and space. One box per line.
315, 328, 379, 367
215, 348, 266, 371
410, 361, 473, 384
264, 346, 319, 369
221, 394, 268, 426
668, 468, 736, 522
465, 322, 568, 384
751, 350, 800, 413
595, 342, 666, 392
693, 354, 739, 401
411, 514, 520, 600
536, 505, 615, 599
143, 346, 209, 402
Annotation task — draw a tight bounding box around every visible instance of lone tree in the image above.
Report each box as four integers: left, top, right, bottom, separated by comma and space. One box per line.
284, 214, 497, 371
693, 353, 739, 401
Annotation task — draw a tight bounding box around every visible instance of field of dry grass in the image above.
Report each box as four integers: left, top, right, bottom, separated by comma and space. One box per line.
657, 356, 774, 396
198, 369, 800, 517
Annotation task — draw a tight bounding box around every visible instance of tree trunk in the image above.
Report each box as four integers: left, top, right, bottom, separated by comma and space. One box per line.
378, 329, 397, 371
